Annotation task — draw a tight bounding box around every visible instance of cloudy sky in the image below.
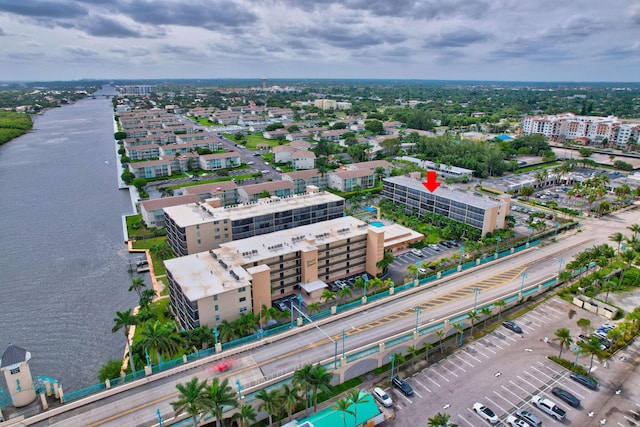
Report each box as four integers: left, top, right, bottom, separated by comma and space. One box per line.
1, 0, 639, 82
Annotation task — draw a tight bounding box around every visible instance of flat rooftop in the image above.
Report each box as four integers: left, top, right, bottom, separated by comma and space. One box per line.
164, 216, 377, 301
384, 175, 504, 209
164, 191, 344, 228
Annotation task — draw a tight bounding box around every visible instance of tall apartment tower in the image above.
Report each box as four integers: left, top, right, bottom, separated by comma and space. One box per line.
261, 77, 268, 89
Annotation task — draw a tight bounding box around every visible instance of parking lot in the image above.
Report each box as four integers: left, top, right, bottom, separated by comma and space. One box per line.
388, 241, 462, 284
385, 297, 639, 427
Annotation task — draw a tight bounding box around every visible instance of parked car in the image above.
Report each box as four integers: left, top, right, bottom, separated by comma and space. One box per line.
473, 403, 499, 424
247, 161, 255, 165
570, 372, 598, 390
429, 244, 440, 251
261, 170, 270, 174
531, 395, 566, 421
515, 409, 542, 427
392, 376, 414, 396
411, 248, 424, 257
418, 268, 428, 275
372, 387, 393, 407
505, 415, 530, 427
551, 386, 580, 407
502, 321, 523, 334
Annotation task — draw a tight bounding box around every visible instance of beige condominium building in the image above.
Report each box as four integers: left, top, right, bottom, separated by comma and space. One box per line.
382, 175, 510, 236
165, 216, 385, 330
164, 187, 346, 256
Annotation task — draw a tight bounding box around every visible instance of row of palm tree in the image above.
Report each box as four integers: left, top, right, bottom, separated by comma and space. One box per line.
171, 363, 334, 427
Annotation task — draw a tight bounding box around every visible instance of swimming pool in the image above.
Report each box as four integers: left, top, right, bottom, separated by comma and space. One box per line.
370, 221, 385, 227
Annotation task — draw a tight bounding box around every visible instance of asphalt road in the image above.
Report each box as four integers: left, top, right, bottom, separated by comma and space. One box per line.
28, 206, 640, 427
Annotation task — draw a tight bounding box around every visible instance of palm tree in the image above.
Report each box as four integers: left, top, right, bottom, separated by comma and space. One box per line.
553, 327, 573, 359
436, 329, 445, 354
453, 322, 465, 346
139, 320, 173, 365
279, 383, 300, 423
337, 287, 353, 303
292, 364, 314, 415
480, 307, 492, 328
150, 241, 174, 260
407, 346, 420, 367
112, 309, 138, 373
468, 311, 480, 336
422, 342, 433, 362
171, 377, 210, 427
495, 300, 507, 319
139, 288, 156, 311
345, 389, 367, 425
308, 364, 334, 412
207, 377, 239, 427
428, 412, 452, 427
128, 276, 146, 297
256, 388, 281, 427
609, 232, 624, 254
217, 319, 236, 343
307, 301, 322, 315
578, 336, 605, 372
232, 403, 257, 427
332, 397, 355, 427
321, 289, 337, 306
259, 304, 278, 329
628, 223, 640, 240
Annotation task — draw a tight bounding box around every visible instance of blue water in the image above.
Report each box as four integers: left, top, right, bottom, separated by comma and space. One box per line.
370, 221, 385, 227
0, 86, 139, 391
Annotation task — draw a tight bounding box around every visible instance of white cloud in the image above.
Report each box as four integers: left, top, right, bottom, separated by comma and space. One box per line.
0, 0, 638, 81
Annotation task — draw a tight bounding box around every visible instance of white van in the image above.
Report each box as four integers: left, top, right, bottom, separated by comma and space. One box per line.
372, 387, 393, 407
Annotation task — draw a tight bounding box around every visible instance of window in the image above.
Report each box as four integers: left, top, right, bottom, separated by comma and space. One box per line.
213, 295, 218, 301
214, 305, 218, 311
10, 367, 20, 374
215, 315, 220, 321
239, 306, 248, 313
239, 297, 246, 303
238, 287, 246, 293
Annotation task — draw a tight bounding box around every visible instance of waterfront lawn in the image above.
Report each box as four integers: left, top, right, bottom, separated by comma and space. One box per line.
132, 236, 170, 276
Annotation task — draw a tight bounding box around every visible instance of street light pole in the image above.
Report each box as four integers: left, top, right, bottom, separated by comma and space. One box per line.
342, 329, 346, 359
414, 306, 421, 333
527, 226, 533, 246
495, 236, 501, 257
235, 379, 243, 400
389, 354, 395, 380
557, 257, 564, 275
520, 271, 528, 295
458, 246, 465, 268
472, 287, 480, 312
156, 409, 164, 427
554, 221, 560, 240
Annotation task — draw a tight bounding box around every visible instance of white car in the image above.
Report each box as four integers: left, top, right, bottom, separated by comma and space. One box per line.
411, 248, 424, 257
247, 161, 255, 165
473, 403, 499, 424
506, 415, 529, 427
372, 387, 393, 407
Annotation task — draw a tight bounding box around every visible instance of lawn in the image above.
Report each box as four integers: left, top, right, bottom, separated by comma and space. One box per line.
223, 132, 282, 150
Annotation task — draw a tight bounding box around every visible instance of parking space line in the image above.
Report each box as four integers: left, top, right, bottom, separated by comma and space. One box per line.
462, 347, 483, 362
516, 375, 543, 392
412, 389, 423, 399
467, 407, 484, 424
422, 372, 441, 387
521, 370, 547, 388
468, 345, 491, 359
445, 357, 467, 372
526, 366, 557, 384
508, 380, 534, 397
487, 338, 505, 349
397, 392, 413, 404
441, 363, 459, 377
623, 415, 638, 425
430, 368, 451, 383
503, 334, 518, 342
535, 361, 564, 377
413, 378, 432, 393
479, 340, 497, 354
493, 389, 519, 411
520, 324, 536, 332
457, 414, 475, 426
455, 354, 475, 368
486, 395, 510, 415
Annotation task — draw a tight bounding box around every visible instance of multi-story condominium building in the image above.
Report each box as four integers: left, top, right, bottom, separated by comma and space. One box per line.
125, 144, 161, 161
382, 176, 510, 236
140, 194, 201, 228
237, 181, 295, 203
282, 169, 329, 193
164, 216, 384, 330
328, 169, 376, 192
128, 159, 172, 179
520, 113, 640, 148
181, 181, 239, 206
313, 100, 352, 110
197, 152, 241, 171
164, 189, 346, 256
397, 156, 474, 179
118, 85, 156, 95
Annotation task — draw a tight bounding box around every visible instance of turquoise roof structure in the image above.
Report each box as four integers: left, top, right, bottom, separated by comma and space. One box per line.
297, 392, 381, 427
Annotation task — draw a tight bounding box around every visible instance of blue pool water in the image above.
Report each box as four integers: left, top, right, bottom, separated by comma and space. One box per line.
370, 221, 385, 227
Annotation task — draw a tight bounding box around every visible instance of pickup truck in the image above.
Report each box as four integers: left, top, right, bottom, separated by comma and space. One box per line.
531, 395, 566, 421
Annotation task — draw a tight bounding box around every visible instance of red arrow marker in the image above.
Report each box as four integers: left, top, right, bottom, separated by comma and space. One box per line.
422, 170, 441, 192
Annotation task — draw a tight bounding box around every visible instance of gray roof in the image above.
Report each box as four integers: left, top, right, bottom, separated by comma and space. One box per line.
1, 343, 30, 368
